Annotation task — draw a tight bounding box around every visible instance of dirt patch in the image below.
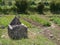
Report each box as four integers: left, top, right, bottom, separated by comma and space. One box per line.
28, 30, 37, 39
1, 34, 9, 39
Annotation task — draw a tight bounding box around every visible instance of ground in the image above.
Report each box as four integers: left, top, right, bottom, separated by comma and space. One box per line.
0, 13, 60, 45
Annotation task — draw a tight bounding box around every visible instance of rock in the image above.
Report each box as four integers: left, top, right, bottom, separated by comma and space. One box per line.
8, 16, 28, 40
10, 16, 21, 25
8, 25, 28, 40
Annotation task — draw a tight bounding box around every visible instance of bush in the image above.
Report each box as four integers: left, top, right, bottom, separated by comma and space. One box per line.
50, 2, 56, 13
10, 5, 17, 13
0, 7, 2, 12
2, 6, 10, 14
56, 3, 60, 11
28, 1, 37, 12
37, 2, 44, 14
43, 22, 51, 27
1, 1, 5, 6
30, 1, 36, 5
50, 2, 60, 14
44, 2, 49, 6
8, 1, 12, 6
15, 0, 29, 14
29, 5, 37, 12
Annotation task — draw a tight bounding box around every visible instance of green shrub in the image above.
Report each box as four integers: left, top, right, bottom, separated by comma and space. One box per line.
0, 6, 2, 12
50, 2, 56, 13
50, 2, 60, 14
1, 1, 5, 6
28, 1, 37, 12
10, 5, 17, 13
15, 0, 29, 14
30, 1, 36, 5
37, 2, 44, 14
56, 3, 60, 11
0, 0, 2, 2
2, 6, 9, 14
43, 22, 51, 27
29, 5, 37, 12
8, 1, 12, 6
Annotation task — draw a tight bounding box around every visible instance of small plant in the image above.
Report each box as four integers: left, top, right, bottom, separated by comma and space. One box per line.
50, 17, 60, 26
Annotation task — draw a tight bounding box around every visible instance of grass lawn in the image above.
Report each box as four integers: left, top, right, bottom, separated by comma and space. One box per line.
0, 15, 57, 45
20, 14, 51, 26
0, 28, 56, 45
0, 15, 15, 27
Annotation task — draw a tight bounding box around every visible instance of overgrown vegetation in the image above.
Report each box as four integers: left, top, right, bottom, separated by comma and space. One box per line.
29, 15, 51, 26
0, 15, 57, 45
50, 17, 60, 26
0, 0, 60, 14
37, 2, 44, 14
21, 15, 51, 26
0, 0, 60, 45
50, 1, 60, 14
15, 0, 29, 14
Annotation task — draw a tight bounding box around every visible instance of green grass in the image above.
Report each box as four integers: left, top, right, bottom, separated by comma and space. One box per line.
0, 15, 57, 45
0, 28, 56, 45
50, 17, 60, 26
20, 19, 35, 28
29, 15, 51, 26
0, 15, 14, 27
0, 15, 34, 28
21, 14, 51, 26
0, 35, 56, 45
